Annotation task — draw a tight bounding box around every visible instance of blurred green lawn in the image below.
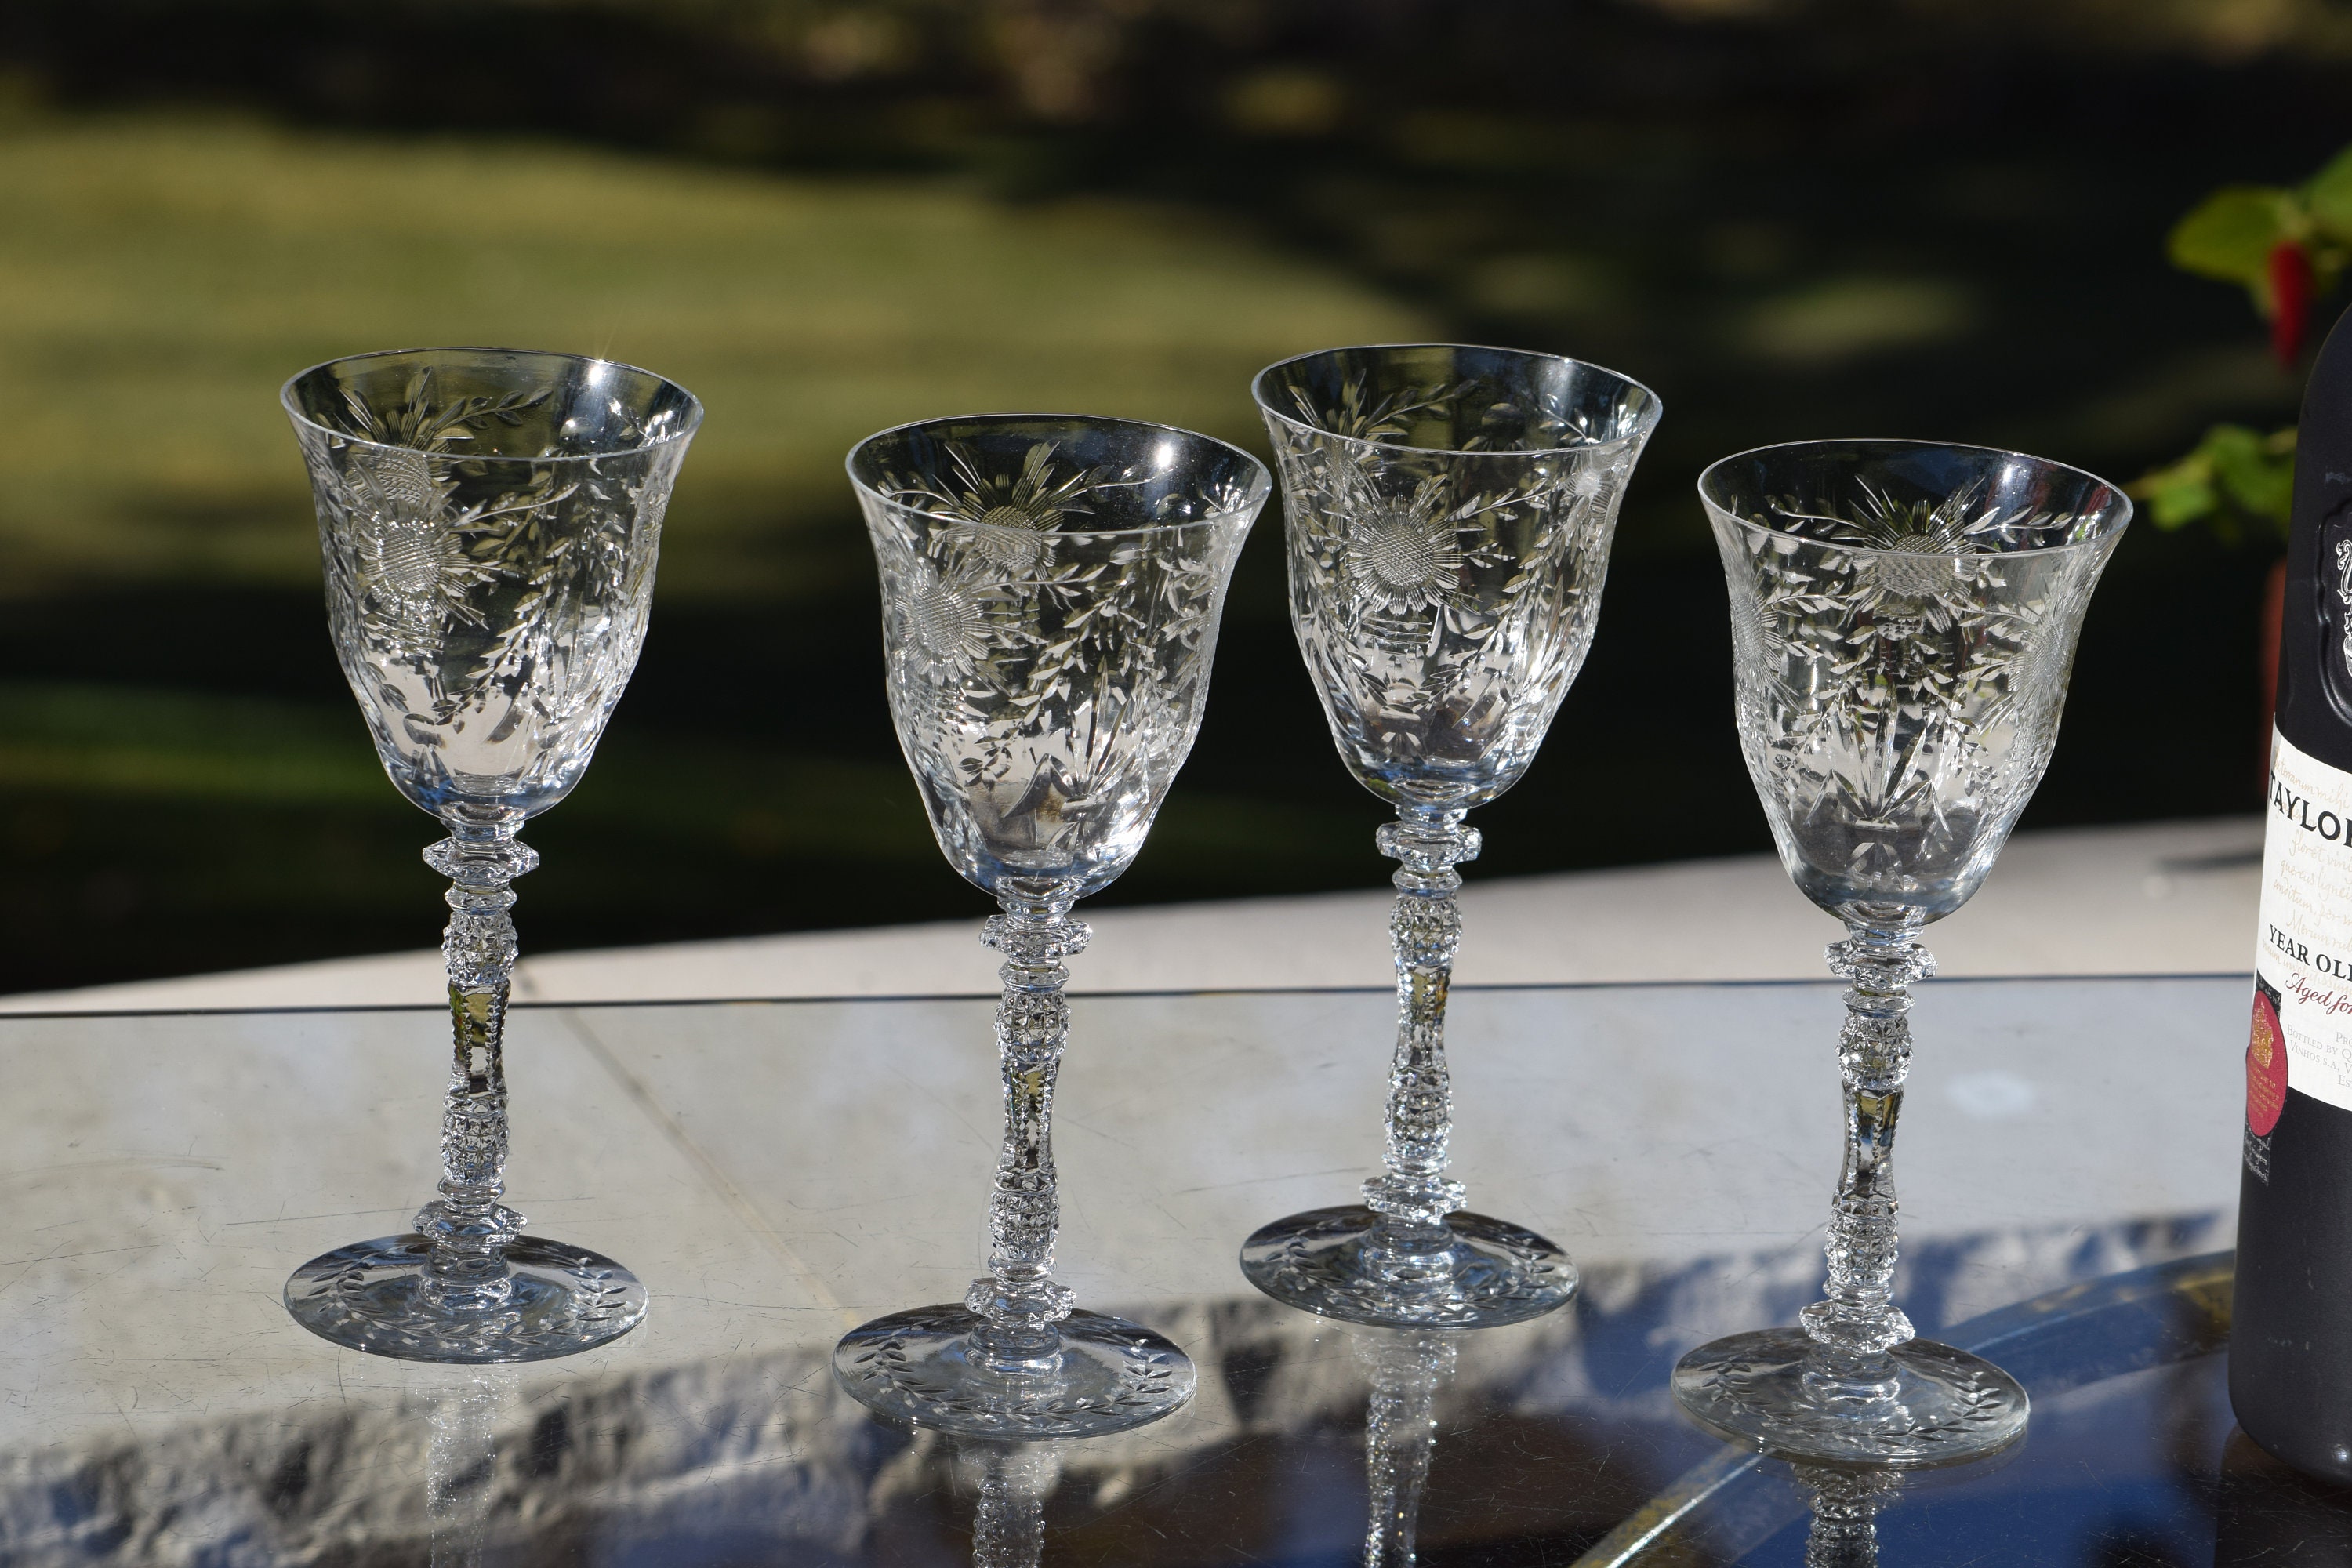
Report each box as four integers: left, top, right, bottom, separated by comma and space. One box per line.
0, 111, 1426, 594
0, 110, 1440, 986
0, 91, 2300, 989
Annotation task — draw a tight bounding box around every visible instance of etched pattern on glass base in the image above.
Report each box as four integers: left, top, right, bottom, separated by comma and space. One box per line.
1240, 1204, 1578, 1329
284, 1233, 647, 1363
833, 1305, 1194, 1438
1671, 1326, 2027, 1468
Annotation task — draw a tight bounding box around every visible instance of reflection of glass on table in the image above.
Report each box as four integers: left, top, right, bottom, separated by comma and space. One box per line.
1354, 1327, 1461, 1567
0, 980, 2249, 1562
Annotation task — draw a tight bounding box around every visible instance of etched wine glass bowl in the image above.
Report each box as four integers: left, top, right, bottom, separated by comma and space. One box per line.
1671, 438, 2131, 1464
1240, 343, 1661, 1327
832, 413, 1265, 1436
280, 347, 701, 1362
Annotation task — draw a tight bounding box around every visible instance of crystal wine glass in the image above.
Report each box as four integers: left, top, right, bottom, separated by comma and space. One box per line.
280, 347, 701, 1362
832, 413, 1266, 1436
1240, 343, 1661, 1327
1671, 438, 2131, 1464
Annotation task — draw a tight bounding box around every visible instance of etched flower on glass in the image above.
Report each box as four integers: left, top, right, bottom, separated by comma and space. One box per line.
1240, 343, 1662, 1328
280, 347, 701, 1363
831, 413, 1265, 1436
1671, 439, 2130, 1465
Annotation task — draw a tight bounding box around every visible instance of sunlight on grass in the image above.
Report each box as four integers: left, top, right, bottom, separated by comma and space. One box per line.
0, 111, 1432, 596
1739, 277, 1974, 365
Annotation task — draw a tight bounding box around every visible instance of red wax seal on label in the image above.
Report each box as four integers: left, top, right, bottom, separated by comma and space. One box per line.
2249, 992, 2289, 1136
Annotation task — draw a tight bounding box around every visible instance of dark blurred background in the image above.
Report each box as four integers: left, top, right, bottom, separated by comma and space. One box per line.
0, 0, 2336, 990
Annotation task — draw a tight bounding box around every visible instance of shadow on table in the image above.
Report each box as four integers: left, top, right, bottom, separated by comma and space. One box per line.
0, 1214, 2292, 1566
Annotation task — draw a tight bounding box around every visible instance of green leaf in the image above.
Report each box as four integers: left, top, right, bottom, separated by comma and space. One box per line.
2136, 460, 2219, 530
2306, 144, 2352, 241
2209, 424, 2296, 525
2129, 423, 2296, 543
2168, 187, 2292, 284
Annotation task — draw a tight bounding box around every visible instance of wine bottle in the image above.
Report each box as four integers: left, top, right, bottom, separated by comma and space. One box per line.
2234, 303, 2352, 1483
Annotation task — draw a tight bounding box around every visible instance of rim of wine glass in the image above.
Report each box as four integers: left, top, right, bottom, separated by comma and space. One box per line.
845, 411, 1272, 536
1250, 341, 1664, 458
280, 345, 706, 463
1698, 437, 2135, 557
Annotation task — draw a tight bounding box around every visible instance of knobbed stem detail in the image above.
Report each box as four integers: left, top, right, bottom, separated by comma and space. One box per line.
416, 823, 539, 1313
966, 890, 1091, 1373
1802, 929, 1936, 1363
1363, 811, 1482, 1231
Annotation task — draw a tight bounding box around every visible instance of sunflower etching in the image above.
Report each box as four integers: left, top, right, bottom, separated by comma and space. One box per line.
1318, 456, 1479, 650
1344, 485, 1466, 613
348, 448, 483, 628
1564, 457, 1622, 513
1768, 479, 2022, 626
902, 557, 996, 680
895, 441, 1101, 577
326, 368, 564, 656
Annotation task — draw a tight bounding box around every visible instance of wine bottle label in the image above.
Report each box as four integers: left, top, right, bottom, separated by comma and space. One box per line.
2255, 728, 2352, 1123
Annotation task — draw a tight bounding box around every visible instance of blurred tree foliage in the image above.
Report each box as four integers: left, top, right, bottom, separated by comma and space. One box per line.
2135, 423, 2296, 543
2134, 140, 2352, 543
12, 0, 2352, 156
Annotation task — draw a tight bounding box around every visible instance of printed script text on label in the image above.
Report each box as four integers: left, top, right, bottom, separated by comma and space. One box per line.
2256, 729, 2352, 1115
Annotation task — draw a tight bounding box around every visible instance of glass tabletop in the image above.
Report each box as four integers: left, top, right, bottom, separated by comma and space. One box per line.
0, 977, 2299, 1564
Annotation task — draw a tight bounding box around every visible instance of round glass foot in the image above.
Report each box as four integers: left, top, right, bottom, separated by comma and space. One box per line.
1671, 1326, 2029, 1467
833, 1305, 1195, 1437
284, 1234, 648, 1363
1238, 1203, 1578, 1329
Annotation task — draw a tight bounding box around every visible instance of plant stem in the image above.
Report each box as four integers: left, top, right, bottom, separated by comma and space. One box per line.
1362, 809, 1481, 1231
966, 887, 1089, 1372
1802, 928, 1935, 1364
415, 822, 538, 1312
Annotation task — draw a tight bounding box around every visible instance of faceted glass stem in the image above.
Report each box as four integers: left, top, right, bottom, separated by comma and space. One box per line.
1667, 920, 2026, 1460
964, 890, 1091, 1374
282, 818, 648, 1362
1236, 807, 1574, 1329
415, 822, 541, 1311
1363, 809, 1483, 1232
1802, 929, 1936, 1373
831, 884, 1193, 1434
